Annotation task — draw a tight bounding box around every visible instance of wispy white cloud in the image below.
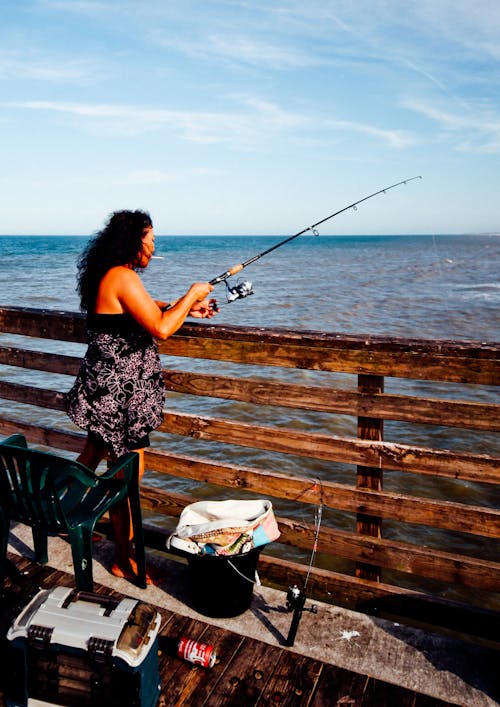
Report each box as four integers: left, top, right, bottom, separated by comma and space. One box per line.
281, 1, 500, 63
118, 167, 224, 185
0, 52, 95, 82
405, 98, 500, 153
213, 35, 318, 69
36, 1, 500, 68
238, 97, 306, 129
39, 0, 109, 14
5, 97, 415, 149
412, 0, 500, 62
402, 60, 450, 96
328, 119, 414, 149
156, 32, 321, 70
20, 2, 500, 98
4, 98, 307, 145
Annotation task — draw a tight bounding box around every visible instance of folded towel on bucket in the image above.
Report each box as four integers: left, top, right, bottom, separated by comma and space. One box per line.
167, 499, 280, 555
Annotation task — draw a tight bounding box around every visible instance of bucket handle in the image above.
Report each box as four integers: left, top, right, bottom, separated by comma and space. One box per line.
227, 560, 261, 586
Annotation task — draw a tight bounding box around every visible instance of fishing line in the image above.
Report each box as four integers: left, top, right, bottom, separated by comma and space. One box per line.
302, 478, 324, 593
209, 176, 422, 305
431, 234, 443, 277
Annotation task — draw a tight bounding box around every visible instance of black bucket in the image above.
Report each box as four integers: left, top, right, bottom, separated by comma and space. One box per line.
186, 548, 261, 618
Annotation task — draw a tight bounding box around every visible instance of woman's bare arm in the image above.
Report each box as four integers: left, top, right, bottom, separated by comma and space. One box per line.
95, 266, 214, 339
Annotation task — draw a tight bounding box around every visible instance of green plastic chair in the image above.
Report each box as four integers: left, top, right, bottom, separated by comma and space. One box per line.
0, 434, 146, 591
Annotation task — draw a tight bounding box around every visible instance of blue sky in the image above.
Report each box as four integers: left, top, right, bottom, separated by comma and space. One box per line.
1, 0, 499, 236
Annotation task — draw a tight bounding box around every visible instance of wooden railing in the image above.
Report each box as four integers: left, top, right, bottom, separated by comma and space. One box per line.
1, 306, 499, 638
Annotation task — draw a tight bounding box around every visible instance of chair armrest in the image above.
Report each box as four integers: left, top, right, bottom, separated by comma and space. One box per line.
97, 452, 140, 481
0, 434, 28, 448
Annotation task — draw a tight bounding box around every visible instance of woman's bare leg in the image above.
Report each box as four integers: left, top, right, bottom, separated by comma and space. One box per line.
77, 435, 109, 470
73, 436, 109, 542
109, 449, 154, 583
77, 437, 152, 582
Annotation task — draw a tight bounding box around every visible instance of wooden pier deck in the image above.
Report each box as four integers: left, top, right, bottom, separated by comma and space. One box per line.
2, 535, 499, 707
0, 554, 456, 707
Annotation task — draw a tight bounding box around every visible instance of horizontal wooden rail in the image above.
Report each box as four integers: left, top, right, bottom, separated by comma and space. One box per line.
137, 484, 500, 592
2, 351, 499, 433
1, 415, 498, 541
7, 379, 494, 486
0, 347, 81, 376
144, 449, 500, 538
162, 369, 500, 431
1, 306, 499, 383
0, 418, 82, 454
159, 333, 499, 384
0, 382, 68, 411
159, 410, 499, 484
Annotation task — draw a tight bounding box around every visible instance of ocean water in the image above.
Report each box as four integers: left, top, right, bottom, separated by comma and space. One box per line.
0, 234, 499, 599
1, 233, 499, 339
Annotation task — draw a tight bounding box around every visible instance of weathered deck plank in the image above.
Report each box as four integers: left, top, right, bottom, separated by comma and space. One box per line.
0, 555, 459, 707
158, 624, 244, 706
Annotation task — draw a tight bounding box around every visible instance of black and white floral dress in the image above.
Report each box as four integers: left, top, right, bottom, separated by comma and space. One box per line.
67, 313, 164, 458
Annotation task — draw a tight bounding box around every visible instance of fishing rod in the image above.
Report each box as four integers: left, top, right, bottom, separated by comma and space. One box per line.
209, 175, 422, 303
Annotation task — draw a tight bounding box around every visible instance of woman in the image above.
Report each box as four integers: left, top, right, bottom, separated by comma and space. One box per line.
67, 209, 217, 583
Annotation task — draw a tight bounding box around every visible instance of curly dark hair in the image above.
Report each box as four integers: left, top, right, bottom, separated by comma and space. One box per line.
77, 210, 153, 312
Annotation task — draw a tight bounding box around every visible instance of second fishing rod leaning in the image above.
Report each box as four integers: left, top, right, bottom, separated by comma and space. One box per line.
209, 176, 422, 304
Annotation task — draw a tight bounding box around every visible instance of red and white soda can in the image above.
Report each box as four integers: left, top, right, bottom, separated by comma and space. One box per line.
177, 636, 216, 668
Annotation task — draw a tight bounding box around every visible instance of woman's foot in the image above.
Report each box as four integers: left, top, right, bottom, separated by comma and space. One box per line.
111, 559, 158, 585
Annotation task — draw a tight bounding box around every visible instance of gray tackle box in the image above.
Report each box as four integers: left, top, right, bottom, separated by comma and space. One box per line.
4, 586, 161, 707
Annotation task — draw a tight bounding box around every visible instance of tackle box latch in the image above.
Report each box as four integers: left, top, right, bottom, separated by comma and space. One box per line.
88, 636, 114, 664
27, 624, 54, 649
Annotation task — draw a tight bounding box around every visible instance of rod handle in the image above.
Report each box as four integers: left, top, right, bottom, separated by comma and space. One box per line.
209, 263, 244, 286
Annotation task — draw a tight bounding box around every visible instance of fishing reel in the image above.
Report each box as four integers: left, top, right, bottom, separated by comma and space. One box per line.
286, 584, 318, 647
286, 585, 317, 614
225, 279, 254, 303
286, 585, 305, 611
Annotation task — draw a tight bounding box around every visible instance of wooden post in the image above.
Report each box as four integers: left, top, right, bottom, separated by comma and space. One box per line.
356, 374, 384, 581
